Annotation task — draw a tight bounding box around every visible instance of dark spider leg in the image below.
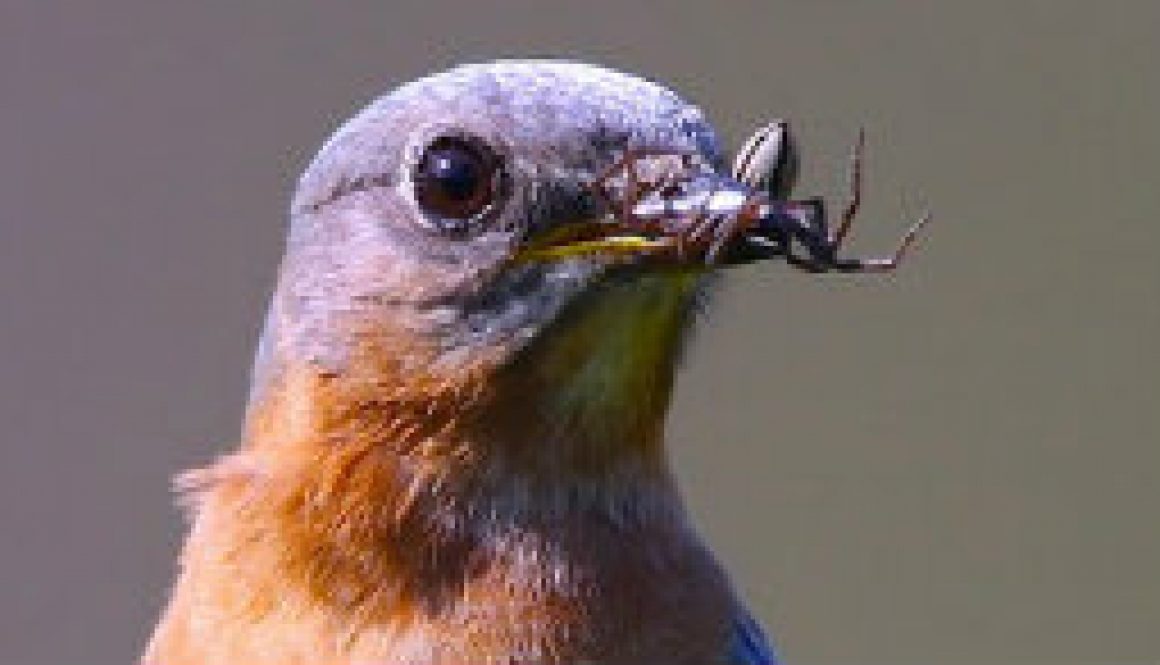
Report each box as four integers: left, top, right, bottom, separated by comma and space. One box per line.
705, 213, 745, 264
786, 219, 838, 268
768, 198, 838, 266
828, 211, 932, 272
673, 206, 712, 261
830, 128, 865, 247
588, 149, 646, 224
783, 252, 826, 273
764, 131, 930, 274
780, 207, 930, 273
766, 129, 867, 271
703, 197, 772, 264
722, 228, 791, 266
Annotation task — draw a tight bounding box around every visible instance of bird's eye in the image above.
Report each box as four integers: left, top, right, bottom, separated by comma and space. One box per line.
413, 135, 502, 232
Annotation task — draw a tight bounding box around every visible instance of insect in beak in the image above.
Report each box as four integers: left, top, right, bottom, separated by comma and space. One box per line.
516, 121, 930, 272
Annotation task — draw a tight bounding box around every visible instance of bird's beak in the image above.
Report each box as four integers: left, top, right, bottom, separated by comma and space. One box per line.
514, 164, 785, 269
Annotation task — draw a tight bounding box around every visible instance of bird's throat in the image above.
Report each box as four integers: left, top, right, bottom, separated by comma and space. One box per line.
486, 271, 704, 476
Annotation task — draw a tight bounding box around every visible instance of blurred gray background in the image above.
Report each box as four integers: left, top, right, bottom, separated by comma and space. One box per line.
2, 2, 1157, 664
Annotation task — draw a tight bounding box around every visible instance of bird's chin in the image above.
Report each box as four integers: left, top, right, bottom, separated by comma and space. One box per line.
493, 270, 708, 446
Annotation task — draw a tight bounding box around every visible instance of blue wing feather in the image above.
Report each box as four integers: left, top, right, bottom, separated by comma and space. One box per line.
727, 609, 777, 665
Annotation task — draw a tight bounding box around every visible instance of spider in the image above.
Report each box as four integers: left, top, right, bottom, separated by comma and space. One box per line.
584, 121, 931, 272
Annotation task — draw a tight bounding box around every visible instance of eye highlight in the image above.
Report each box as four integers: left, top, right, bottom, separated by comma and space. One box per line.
413, 135, 503, 233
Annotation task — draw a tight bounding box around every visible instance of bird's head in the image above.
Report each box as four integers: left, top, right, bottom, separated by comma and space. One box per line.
245, 61, 796, 481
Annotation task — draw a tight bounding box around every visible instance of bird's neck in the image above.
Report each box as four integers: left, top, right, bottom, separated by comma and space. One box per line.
165, 364, 710, 660
162, 273, 708, 654
178, 340, 689, 606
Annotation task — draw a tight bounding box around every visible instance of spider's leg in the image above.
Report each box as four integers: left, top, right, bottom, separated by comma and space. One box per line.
831, 127, 865, 248
705, 200, 769, 265
588, 149, 644, 222
589, 148, 698, 227
830, 211, 932, 272
705, 214, 742, 265
779, 198, 837, 264
783, 252, 826, 273
751, 132, 929, 274
673, 208, 713, 261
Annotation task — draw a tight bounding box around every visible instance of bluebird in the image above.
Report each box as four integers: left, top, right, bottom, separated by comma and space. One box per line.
144, 60, 925, 665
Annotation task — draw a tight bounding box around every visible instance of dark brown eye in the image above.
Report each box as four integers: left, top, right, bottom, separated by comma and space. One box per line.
413, 136, 500, 230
